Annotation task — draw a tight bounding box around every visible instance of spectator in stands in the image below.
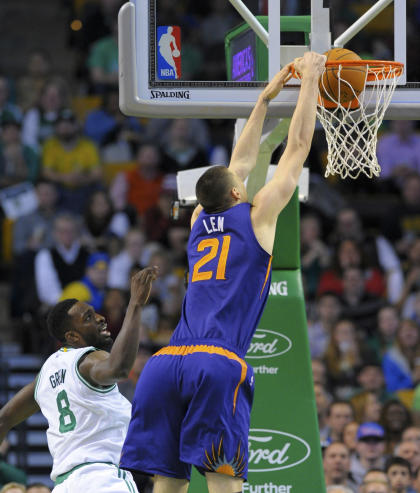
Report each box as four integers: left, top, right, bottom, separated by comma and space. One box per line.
350, 422, 387, 486
328, 207, 403, 304
403, 291, 420, 326
397, 238, 420, 313
318, 239, 386, 299
87, 18, 118, 92
0, 76, 22, 123
340, 267, 387, 335
361, 483, 391, 493
41, 108, 102, 213
26, 484, 50, 493
413, 466, 420, 492
402, 427, 420, 446
34, 213, 89, 307
143, 188, 178, 244
10, 180, 60, 321
342, 421, 359, 457
22, 78, 68, 150
361, 469, 389, 489
99, 288, 127, 340
301, 213, 331, 299
59, 252, 110, 312
111, 143, 164, 217
16, 50, 52, 112
0, 484, 26, 493
324, 319, 370, 398
146, 248, 184, 320
324, 400, 355, 445
146, 118, 210, 153
160, 119, 208, 173
382, 319, 420, 393
352, 363, 389, 404
323, 442, 358, 492
108, 228, 146, 290
380, 400, 413, 455
394, 441, 420, 477
315, 382, 332, 445
307, 292, 342, 358
13, 180, 58, 256
312, 358, 329, 386
84, 85, 143, 162
377, 121, 420, 180
385, 456, 413, 493
352, 392, 383, 424
81, 189, 130, 253
368, 306, 400, 361
0, 113, 39, 188
382, 174, 420, 256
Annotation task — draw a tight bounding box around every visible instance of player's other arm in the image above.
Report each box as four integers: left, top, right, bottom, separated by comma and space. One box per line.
0, 381, 40, 444
252, 52, 326, 225
78, 267, 158, 387
228, 64, 293, 181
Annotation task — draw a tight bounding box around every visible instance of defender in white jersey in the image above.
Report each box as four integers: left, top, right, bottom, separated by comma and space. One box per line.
0, 267, 157, 492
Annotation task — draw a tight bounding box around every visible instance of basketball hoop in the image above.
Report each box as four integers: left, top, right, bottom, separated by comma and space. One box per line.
315, 60, 404, 179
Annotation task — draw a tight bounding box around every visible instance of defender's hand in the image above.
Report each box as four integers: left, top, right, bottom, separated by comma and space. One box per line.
130, 266, 159, 305
294, 52, 326, 79
261, 63, 294, 102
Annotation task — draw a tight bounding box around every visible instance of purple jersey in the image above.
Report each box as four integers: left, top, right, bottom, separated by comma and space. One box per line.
171, 202, 272, 357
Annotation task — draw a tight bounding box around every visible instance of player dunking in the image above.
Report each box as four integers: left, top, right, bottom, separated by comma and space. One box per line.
120, 52, 326, 493
0, 267, 157, 492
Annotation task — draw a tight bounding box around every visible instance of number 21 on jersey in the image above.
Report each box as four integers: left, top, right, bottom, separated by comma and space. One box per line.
191, 235, 231, 282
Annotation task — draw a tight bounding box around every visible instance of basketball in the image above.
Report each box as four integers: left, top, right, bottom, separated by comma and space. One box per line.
172, 49, 180, 58
319, 48, 367, 105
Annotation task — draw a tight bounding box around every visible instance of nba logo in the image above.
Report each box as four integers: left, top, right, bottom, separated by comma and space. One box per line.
157, 26, 181, 80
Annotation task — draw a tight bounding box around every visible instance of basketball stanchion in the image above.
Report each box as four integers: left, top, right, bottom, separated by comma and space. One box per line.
313, 57, 403, 179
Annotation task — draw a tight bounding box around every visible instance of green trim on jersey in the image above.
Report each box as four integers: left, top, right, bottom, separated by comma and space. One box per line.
55, 461, 115, 485
75, 348, 116, 393
121, 468, 136, 493
34, 366, 45, 403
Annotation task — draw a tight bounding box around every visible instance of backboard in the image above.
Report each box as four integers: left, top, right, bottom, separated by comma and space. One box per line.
118, 0, 420, 119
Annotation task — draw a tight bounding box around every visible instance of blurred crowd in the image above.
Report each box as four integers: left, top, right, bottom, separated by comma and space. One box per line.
1, 0, 420, 491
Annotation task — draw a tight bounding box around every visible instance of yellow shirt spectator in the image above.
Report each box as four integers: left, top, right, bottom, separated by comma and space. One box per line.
42, 136, 100, 179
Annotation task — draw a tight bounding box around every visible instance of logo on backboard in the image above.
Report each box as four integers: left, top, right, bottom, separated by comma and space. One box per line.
157, 26, 181, 80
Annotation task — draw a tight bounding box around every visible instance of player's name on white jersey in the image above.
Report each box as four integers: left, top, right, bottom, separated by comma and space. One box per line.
48, 369, 66, 389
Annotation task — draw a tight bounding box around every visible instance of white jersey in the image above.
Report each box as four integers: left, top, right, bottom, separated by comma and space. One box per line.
35, 347, 131, 481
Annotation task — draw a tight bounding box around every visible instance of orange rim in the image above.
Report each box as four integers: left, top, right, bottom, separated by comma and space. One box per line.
291, 60, 404, 81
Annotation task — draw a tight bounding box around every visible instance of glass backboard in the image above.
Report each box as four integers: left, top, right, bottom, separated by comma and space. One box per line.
118, 0, 420, 119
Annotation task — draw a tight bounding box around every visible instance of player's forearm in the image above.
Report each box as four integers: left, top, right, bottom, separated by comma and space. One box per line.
105, 301, 143, 380
228, 95, 269, 180
0, 382, 39, 442
285, 74, 319, 179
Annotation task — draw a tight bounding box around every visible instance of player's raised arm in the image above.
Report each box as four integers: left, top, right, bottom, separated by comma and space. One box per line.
0, 380, 40, 444
228, 63, 294, 181
252, 52, 326, 233
78, 266, 158, 387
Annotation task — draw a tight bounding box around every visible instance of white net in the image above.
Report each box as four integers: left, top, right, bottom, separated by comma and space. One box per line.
316, 62, 403, 179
